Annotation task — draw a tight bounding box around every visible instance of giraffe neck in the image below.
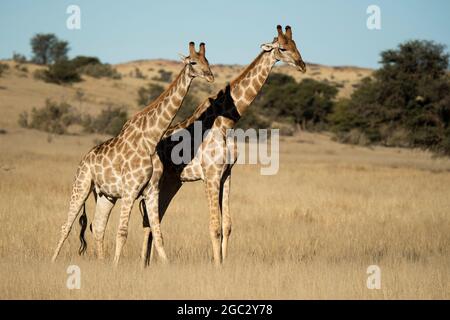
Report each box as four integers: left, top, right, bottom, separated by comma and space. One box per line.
138, 65, 193, 151
230, 50, 277, 116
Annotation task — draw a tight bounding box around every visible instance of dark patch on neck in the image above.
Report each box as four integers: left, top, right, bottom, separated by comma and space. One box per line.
156, 84, 240, 174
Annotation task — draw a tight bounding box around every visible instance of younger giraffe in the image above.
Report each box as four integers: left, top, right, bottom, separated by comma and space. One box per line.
51, 42, 214, 265
137, 25, 306, 266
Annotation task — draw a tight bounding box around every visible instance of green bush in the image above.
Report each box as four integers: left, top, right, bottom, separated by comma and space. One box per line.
152, 69, 172, 82
34, 60, 81, 84
330, 40, 450, 155
83, 106, 128, 136
19, 99, 81, 134
33, 55, 121, 84
79, 63, 121, 79
137, 83, 165, 106
70, 56, 101, 69
252, 73, 338, 131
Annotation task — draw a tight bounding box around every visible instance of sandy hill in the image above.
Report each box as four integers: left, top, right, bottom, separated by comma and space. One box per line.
0, 59, 372, 131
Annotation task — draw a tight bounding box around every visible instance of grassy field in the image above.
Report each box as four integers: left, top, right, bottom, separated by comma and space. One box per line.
0, 59, 448, 299
0, 128, 449, 299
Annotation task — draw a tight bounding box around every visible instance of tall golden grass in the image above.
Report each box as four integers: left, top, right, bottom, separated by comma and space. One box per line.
0, 130, 448, 299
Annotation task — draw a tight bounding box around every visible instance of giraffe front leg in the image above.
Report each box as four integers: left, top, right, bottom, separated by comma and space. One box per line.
205, 178, 222, 266
113, 195, 135, 266
92, 194, 115, 260
143, 184, 168, 264
220, 173, 232, 260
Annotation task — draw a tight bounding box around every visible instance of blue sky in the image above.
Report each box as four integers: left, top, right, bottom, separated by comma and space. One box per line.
0, 0, 449, 68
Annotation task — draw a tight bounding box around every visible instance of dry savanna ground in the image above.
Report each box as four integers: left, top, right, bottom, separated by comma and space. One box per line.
0, 130, 449, 299
0, 59, 449, 299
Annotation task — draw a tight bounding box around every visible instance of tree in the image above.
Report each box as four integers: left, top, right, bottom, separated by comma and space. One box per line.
50, 40, 69, 63
331, 40, 450, 154
254, 73, 338, 130
30, 33, 69, 65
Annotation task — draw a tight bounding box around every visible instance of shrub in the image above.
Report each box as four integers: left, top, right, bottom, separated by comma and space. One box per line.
330, 40, 450, 155
15, 64, 28, 73
70, 56, 101, 69
79, 63, 121, 79
20, 99, 81, 134
137, 83, 165, 106
34, 60, 81, 84
152, 69, 172, 82
254, 74, 338, 131
83, 106, 128, 136
18, 112, 28, 128
0, 63, 9, 77
338, 128, 370, 146
12, 52, 27, 63
133, 67, 146, 79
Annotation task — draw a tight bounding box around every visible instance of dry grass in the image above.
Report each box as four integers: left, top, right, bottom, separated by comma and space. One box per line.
0, 59, 446, 299
0, 130, 449, 299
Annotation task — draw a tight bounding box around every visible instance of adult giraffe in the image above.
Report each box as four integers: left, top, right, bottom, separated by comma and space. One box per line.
51, 42, 214, 266
139, 25, 307, 266
92, 25, 306, 266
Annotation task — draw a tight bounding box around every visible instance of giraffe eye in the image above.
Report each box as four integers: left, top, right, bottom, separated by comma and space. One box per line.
279, 48, 287, 52
190, 61, 197, 65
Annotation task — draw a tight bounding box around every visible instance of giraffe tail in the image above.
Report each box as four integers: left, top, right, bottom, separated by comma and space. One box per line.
78, 203, 88, 255
139, 198, 150, 228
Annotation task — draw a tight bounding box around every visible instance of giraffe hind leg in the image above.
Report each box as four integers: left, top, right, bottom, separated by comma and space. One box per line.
141, 173, 182, 267
113, 194, 136, 266
139, 199, 152, 267
91, 194, 116, 260
52, 168, 92, 262
220, 172, 232, 260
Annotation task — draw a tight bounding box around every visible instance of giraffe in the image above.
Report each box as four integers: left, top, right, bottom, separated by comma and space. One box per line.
135, 25, 306, 266
51, 41, 214, 266
88, 25, 305, 267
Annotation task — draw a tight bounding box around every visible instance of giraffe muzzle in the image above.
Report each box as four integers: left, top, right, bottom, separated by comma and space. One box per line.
297, 60, 307, 73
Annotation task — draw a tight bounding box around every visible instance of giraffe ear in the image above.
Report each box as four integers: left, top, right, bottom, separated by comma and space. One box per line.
178, 53, 189, 63
260, 42, 279, 52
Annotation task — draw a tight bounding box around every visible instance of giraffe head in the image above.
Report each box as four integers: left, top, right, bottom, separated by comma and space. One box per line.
261, 25, 307, 73
180, 42, 214, 83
